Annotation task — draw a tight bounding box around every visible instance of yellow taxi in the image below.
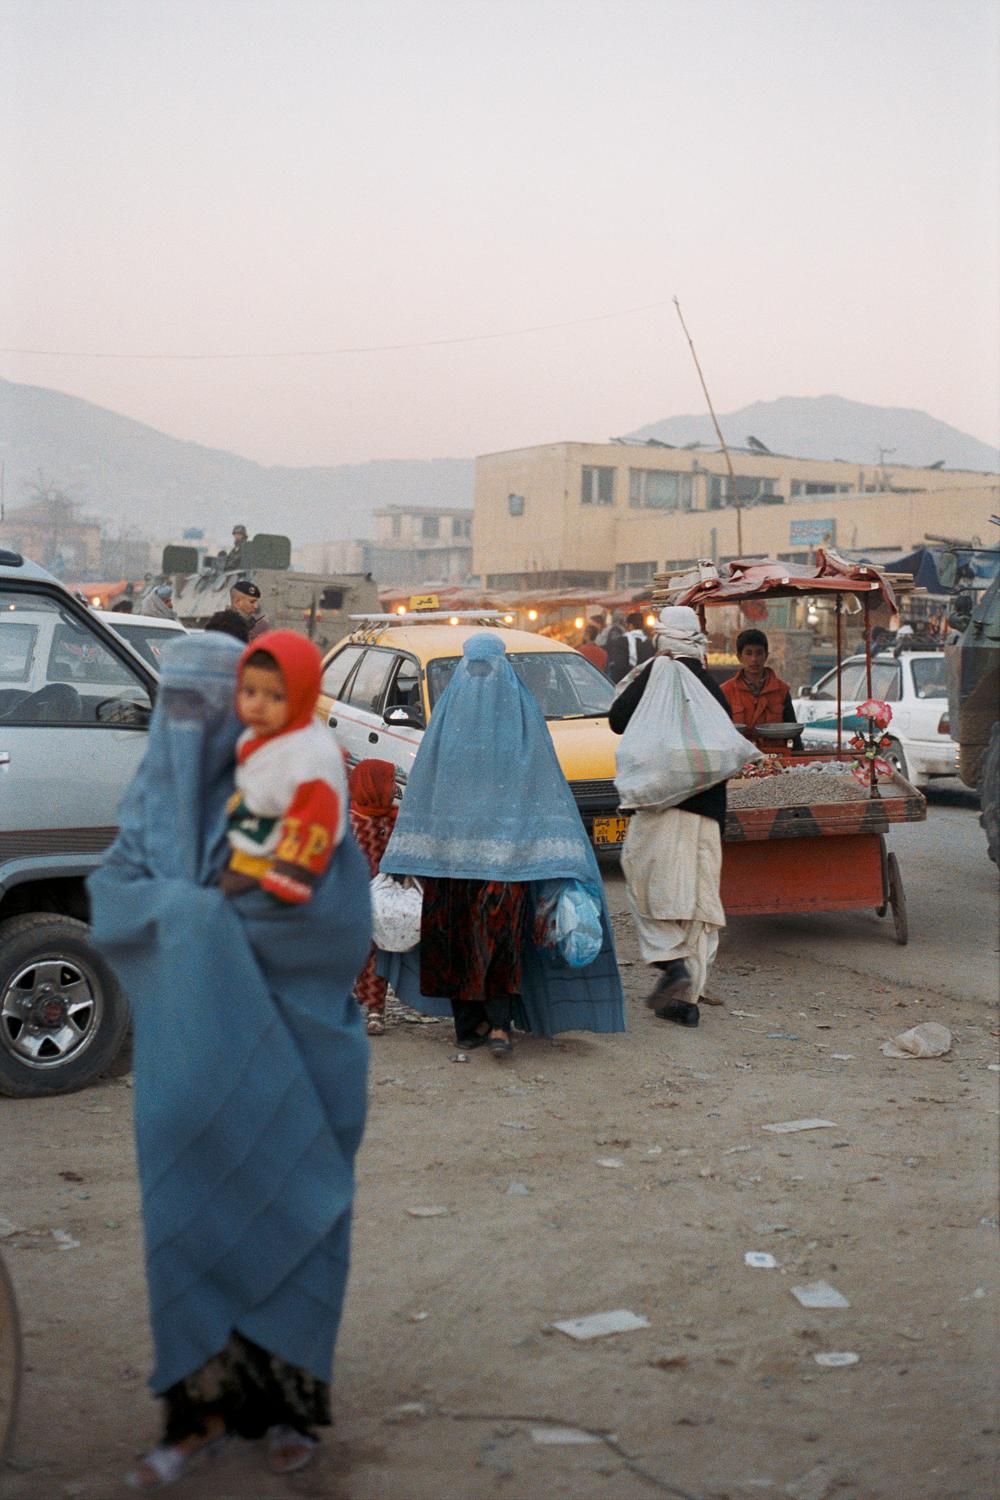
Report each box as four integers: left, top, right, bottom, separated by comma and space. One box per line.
316, 611, 627, 850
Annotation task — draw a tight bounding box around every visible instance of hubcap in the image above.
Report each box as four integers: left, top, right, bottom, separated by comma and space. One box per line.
0, 957, 102, 1069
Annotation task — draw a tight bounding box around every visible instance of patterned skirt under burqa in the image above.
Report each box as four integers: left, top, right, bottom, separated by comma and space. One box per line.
88, 633, 371, 1447
378, 633, 626, 1045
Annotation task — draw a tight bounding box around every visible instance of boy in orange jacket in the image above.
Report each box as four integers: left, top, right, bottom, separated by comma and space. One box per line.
721, 629, 798, 748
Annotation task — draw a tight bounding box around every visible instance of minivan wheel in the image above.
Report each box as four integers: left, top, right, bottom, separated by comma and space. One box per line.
883, 739, 910, 784
0, 914, 129, 1098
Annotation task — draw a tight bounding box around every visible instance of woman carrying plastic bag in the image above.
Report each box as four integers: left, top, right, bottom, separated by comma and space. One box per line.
609, 607, 760, 1028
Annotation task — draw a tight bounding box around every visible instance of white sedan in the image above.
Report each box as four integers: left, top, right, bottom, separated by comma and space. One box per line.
793, 650, 956, 788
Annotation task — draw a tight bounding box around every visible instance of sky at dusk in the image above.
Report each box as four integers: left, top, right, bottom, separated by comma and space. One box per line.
2, 0, 998, 468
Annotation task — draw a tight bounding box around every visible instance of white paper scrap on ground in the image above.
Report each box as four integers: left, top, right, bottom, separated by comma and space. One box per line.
791, 1280, 850, 1309
552, 1309, 650, 1340
880, 1022, 952, 1059
762, 1119, 837, 1134
814, 1351, 859, 1367
744, 1251, 778, 1268
405, 1205, 450, 1218
595, 1157, 624, 1169
530, 1427, 606, 1445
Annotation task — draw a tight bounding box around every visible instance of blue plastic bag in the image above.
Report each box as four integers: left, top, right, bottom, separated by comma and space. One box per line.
533, 879, 603, 968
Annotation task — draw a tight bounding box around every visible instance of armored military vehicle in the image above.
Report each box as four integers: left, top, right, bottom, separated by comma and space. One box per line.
139, 533, 380, 656
945, 538, 999, 863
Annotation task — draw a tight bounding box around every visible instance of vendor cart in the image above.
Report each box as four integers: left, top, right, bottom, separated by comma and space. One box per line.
667, 551, 926, 944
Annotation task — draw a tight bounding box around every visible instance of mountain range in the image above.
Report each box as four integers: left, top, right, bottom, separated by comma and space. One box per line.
1, 380, 996, 546
626, 394, 999, 473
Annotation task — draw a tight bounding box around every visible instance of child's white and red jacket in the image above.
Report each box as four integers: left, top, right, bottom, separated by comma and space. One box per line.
226, 632, 348, 904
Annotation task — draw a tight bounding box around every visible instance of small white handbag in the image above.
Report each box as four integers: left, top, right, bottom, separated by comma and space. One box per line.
370, 872, 423, 952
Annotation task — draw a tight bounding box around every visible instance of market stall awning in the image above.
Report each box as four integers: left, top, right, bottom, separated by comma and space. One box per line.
666, 549, 899, 611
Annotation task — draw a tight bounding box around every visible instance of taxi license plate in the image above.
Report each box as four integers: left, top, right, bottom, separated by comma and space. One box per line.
592, 815, 628, 847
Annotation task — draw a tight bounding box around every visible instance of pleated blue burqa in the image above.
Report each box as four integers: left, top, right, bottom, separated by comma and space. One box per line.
88, 632, 371, 1395
378, 632, 625, 1036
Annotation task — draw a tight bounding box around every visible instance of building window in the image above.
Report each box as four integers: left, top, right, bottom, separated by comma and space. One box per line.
581, 466, 615, 506
709, 475, 778, 510
614, 560, 657, 586
391, 514, 401, 538
508, 493, 525, 517
421, 516, 440, 540
452, 516, 471, 538
791, 480, 845, 498
628, 469, 693, 511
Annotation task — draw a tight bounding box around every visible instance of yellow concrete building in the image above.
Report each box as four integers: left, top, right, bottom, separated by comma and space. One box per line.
474, 441, 999, 589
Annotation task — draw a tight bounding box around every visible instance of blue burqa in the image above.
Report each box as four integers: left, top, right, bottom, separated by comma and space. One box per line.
378, 633, 625, 1036
88, 632, 371, 1395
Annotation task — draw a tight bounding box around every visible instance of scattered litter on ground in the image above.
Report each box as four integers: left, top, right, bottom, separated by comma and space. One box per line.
530, 1426, 605, 1445
645, 1146, 663, 1156
506, 1181, 530, 1196
731, 1009, 760, 1018
813, 1351, 859, 1367
724, 1145, 753, 1155
406, 1205, 450, 1218
791, 1281, 850, 1309
767, 1032, 800, 1041
595, 1157, 624, 1169
831, 1054, 855, 1062
762, 1119, 837, 1135
783, 1463, 837, 1500
980, 1215, 999, 1231
51, 1229, 80, 1251
961, 1286, 987, 1301
452, 1053, 470, 1063
881, 1022, 952, 1059
58, 1171, 84, 1183
648, 1352, 689, 1369
552, 1309, 650, 1341
407, 1311, 429, 1322
700, 992, 725, 1006
385, 1402, 429, 1424
744, 1251, 778, 1268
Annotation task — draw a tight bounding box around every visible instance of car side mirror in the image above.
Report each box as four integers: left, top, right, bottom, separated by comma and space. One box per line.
797, 684, 812, 699
384, 705, 423, 729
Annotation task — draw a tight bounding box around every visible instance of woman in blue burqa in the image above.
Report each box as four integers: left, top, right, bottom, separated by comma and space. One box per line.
379, 633, 625, 1054
87, 633, 370, 1489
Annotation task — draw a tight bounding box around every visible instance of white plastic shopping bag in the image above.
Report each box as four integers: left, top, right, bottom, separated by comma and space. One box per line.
614, 656, 761, 810
370, 872, 423, 952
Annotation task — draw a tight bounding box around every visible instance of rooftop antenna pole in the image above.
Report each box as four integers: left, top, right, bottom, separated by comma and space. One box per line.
673, 296, 743, 556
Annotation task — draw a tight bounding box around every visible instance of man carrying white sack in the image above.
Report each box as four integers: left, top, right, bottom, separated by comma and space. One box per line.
608, 606, 759, 1028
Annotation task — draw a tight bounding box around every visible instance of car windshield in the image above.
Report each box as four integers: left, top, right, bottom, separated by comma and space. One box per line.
110, 621, 182, 671
910, 656, 947, 699
426, 651, 614, 719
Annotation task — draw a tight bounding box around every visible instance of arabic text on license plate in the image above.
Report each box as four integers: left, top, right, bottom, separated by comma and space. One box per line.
593, 815, 628, 847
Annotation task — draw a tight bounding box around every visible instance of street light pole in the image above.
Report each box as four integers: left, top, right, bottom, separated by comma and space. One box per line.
673, 296, 744, 557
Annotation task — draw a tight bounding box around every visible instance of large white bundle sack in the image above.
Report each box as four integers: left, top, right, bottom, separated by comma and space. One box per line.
614, 656, 761, 811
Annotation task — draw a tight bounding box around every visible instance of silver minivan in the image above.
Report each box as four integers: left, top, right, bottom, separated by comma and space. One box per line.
0, 551, 158, 1096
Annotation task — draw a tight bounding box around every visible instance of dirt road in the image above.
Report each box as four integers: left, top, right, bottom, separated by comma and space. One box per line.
2, 793, 997, 1500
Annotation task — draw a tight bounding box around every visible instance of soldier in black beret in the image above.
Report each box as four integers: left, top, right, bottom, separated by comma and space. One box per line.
230, 578, 270, 641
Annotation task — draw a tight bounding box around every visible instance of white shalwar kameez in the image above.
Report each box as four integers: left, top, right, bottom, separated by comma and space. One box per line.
621, 804, 725, 1001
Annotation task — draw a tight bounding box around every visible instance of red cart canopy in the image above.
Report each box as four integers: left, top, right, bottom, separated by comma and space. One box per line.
671, 549, 898, 611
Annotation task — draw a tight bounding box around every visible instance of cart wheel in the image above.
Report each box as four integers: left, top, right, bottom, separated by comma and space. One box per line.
887, 852, 908, 946
0, 1251, 22, 1460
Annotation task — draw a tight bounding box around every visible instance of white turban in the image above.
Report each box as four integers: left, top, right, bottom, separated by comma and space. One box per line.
655, 605, 708, 663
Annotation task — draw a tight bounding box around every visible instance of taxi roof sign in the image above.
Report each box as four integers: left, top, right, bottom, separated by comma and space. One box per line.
409, 593, 439, 611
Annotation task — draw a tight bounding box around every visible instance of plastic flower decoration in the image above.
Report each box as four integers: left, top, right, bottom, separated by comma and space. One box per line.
850, 699, 894, 794
857, 698, 892, 730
